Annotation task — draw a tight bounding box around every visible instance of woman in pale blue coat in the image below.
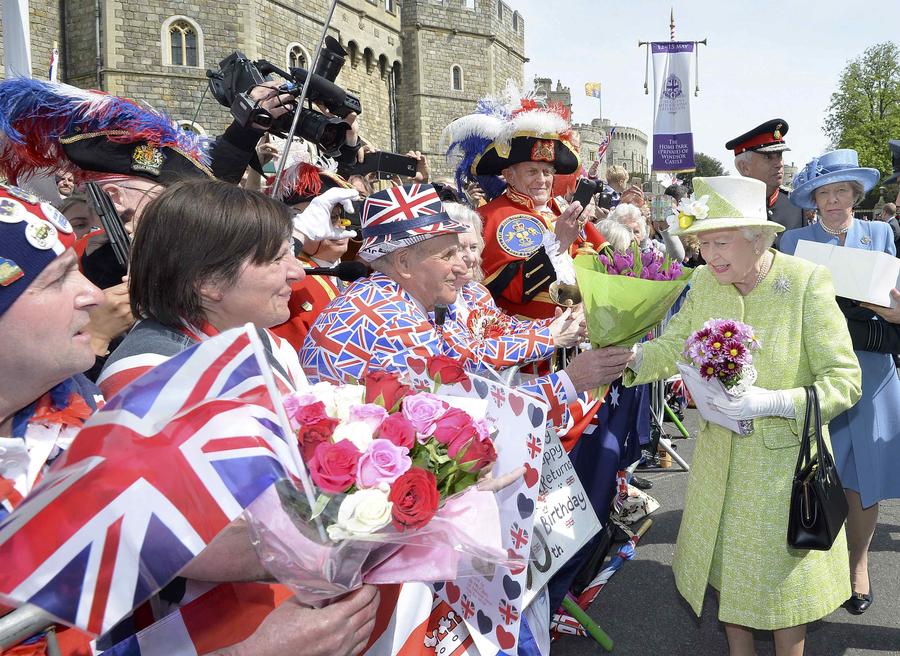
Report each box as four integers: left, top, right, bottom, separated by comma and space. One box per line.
781, 149, 900, 616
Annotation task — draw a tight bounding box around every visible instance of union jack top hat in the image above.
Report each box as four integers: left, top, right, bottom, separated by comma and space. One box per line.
357, 183, 466, 262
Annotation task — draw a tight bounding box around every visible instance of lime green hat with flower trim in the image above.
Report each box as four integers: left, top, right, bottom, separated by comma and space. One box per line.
667, 176, 784, 237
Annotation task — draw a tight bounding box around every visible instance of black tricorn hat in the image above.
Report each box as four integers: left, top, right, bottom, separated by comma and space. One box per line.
473, 135, 580, 176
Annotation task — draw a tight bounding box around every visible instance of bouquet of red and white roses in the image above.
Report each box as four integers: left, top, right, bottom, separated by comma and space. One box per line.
245, 356, 514, 604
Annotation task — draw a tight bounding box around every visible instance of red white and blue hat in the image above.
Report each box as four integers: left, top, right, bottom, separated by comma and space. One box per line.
0, 78, 213, 185
357, 183, 466, 262
789, 149, 880, 210
0, 183, 78, 316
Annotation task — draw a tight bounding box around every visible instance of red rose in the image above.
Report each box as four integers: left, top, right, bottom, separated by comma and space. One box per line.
431, 407, 477, 447
448, 434, 497, 473
364, 370, 412, 411
377, 413, 417, 450
389, 467, 440, 531
427, 354, 468, 385
309, 440, 362, 494
295, 401, 340, 462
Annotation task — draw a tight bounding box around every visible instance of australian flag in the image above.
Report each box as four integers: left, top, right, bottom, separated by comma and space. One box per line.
0, 326, 300, 636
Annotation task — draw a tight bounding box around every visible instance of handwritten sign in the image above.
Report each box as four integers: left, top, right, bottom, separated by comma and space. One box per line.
523, 429, 601, 606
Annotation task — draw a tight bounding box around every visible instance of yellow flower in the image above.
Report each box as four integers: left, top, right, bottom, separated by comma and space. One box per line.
678, 212, 694, 230
729, 348, 738, 356
712, 341, 722, 349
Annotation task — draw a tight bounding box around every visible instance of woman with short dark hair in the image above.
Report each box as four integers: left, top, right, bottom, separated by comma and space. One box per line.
99, 178, 306, 397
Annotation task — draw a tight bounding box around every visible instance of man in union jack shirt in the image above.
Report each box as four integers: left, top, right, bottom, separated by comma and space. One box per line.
301, 183, 632, 430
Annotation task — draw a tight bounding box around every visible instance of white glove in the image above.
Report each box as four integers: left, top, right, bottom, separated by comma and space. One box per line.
292, 187, 359, 242
711, 386, 796, 420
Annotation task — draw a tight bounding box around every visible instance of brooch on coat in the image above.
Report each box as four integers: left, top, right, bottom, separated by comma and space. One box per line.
860, 235, 872, 245
773, 274, 791, 295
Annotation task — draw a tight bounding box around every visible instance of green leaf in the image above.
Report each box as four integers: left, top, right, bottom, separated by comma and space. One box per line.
310, 493, 333, 521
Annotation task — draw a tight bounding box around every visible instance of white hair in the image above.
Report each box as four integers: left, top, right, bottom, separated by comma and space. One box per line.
739, 226, 777, 250
608, 203, 647, 240
734, 151, 754, 175
595, 219, 633, 252
443, 202, 484, 252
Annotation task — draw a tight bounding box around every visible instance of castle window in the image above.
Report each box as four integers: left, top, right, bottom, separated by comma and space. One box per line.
161, 16, 204, 68
464, 0, 475, 8
497, 2, 503, 19
385, 0, 395, 12
512, 11, 519, 31
451, 65, 463, 91
287, 43, 310, 70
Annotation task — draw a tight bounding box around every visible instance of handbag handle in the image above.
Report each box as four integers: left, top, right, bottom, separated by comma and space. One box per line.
794, 386, 815, 478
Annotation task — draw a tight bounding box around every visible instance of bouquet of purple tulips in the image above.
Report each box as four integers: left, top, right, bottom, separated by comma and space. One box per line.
574, 244, 692, 347
683, 319, 760, 391
597, 243, 684, 281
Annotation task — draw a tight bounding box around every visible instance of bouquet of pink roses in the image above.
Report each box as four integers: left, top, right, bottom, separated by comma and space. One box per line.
245, 357, 515, 604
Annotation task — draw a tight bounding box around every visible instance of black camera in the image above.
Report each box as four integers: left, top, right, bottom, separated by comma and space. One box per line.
207, 37, 362, 158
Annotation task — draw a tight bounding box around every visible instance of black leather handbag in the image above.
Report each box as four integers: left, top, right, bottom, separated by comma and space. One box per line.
787, 386, 848, 550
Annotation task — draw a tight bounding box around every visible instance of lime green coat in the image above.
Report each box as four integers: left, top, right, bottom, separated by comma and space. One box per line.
625, 250, 861, 629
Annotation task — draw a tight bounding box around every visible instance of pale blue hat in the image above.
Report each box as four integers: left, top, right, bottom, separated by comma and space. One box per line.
789, 149, 880, 210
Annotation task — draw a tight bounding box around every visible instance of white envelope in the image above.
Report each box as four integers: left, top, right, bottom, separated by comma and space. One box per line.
794, 239, 900, 307
676, 363, 753, 436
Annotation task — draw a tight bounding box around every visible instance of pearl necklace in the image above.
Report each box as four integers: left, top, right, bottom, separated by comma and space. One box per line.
820, 220, 850, 236
754, 254, 772, 289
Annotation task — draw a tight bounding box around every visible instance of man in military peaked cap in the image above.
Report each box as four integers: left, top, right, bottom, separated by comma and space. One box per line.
726, 118, 806, 236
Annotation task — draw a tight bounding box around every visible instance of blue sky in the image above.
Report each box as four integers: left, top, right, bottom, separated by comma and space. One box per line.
515, 0, 900, 174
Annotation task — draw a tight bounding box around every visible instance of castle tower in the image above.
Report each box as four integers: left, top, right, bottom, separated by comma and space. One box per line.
398, 0, 526, 178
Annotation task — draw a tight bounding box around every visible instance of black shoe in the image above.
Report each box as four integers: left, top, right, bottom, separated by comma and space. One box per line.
631, 475, 653, 490
844, 588, 874, 615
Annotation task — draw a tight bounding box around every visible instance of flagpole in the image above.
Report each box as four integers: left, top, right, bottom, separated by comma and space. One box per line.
246, 325, 326, 541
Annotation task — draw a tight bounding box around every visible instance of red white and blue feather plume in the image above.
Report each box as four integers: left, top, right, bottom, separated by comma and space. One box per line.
0, 77, 211, 182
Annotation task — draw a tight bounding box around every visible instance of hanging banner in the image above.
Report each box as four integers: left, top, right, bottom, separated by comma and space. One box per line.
3, 0, 32, 79
651, 41, 695, 173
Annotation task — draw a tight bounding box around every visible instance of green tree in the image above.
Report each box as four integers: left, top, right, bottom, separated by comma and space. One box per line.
680, 152, 727, 191
824, 42, 900, 178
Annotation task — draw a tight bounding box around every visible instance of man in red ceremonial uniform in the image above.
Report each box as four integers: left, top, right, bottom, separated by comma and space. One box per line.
446, 99, 604, 320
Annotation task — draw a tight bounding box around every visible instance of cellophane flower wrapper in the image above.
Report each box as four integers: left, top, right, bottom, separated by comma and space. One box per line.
574, 252, 693, 348
244, 376, 516, 606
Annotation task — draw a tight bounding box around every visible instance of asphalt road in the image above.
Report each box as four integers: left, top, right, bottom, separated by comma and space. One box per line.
551, 410, 900, 656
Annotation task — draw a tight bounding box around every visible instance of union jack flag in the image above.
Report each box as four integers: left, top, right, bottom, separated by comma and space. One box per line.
0, 326, 301, 637
597, 127, 615, 162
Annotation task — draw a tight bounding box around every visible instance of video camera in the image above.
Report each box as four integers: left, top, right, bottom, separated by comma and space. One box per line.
572, 177, 616, 210
207, 36, 362, 158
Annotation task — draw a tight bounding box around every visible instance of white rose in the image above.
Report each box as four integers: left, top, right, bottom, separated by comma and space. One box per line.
332, 384, 367, 421
332, 421, 375, 452
310, 382, 338, 416
326, 485, 393, 541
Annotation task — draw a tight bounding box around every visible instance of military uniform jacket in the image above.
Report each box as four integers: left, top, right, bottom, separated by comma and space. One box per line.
768, 186, 805, 232
479, 186, 603, 320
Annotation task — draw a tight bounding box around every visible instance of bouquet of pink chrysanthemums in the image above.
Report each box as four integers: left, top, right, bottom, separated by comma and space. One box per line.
683, 319, 760, 392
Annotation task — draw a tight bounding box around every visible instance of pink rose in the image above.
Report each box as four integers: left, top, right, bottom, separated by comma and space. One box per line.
310, 440, 362, 494
402, 393, 448, 437
357, 438, 412, 488
448, 434, 497, 473
431, 407, 477, 446
349, 404, 390, 432
377, 413, 417, 450
283, 392, 320, 429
